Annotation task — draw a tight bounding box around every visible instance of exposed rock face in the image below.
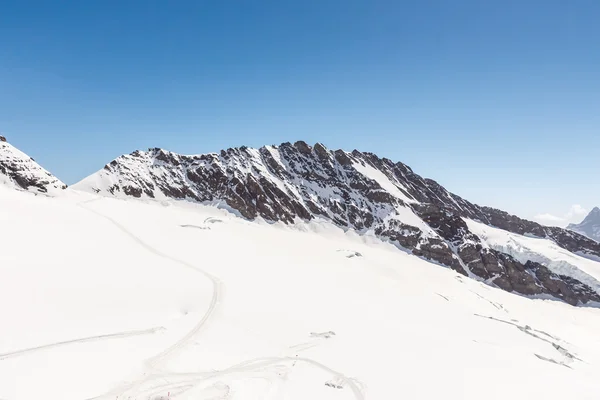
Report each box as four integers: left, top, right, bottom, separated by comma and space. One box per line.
0, 141, 67, 193
568, 207, 600, 243
73, 141, 600, 305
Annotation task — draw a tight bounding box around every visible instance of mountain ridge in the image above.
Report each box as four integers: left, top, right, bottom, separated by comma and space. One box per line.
72, 140, 600, 306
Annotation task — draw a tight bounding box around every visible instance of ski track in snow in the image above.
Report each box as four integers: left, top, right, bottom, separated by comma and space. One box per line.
78, 198, 225, 399
113, 357, 365, 400
0, 327, 164, 361
78, 199, 363, 400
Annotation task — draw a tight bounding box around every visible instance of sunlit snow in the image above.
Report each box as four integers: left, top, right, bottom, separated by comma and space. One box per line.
2, 187, 600, 400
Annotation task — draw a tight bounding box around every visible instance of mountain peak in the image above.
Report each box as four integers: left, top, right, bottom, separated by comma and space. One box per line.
568, 207, 600, 242
0, 140, 66, 194
579, 207, 600, 223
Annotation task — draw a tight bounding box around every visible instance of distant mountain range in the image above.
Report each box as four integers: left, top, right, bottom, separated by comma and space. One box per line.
568, 207, 600, 242
2, 137, 600, 305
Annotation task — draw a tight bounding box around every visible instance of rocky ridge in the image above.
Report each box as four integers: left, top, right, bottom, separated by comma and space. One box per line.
0, 139, 66, 194
72, 141, 600, 306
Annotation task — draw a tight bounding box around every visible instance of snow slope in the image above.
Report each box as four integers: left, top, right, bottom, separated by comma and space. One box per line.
0, 141, 66, 193
3, 187, 600, 400
465, 218, 600, 293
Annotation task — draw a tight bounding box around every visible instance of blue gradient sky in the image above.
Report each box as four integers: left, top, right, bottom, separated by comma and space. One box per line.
1, 1, 598, 224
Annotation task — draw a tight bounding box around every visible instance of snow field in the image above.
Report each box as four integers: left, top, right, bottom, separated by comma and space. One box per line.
1, 188, 600, 399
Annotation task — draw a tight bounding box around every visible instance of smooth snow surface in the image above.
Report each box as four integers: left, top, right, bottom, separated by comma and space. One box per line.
2, 187, 600, 400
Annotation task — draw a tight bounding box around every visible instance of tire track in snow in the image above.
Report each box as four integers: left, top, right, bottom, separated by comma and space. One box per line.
0, 327, 164, 361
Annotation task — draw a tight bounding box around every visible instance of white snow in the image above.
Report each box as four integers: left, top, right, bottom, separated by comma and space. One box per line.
2, 187, 600, 400
352, 160, 416, 204
384, 204, 437, 238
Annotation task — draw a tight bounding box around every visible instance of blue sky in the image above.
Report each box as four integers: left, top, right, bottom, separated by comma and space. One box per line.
1, 0, 598, 224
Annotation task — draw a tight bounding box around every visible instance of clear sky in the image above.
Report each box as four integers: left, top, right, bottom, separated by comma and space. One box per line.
1, 0, 598, 225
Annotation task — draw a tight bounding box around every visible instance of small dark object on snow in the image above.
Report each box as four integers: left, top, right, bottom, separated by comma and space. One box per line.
0, 135, 6, 142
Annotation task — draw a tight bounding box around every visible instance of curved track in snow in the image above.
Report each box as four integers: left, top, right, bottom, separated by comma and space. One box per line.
79, 199, 224, 396
79, 198, 364, 400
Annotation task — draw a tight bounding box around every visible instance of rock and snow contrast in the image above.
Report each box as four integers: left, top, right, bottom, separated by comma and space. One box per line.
74, 141, 600, 305
568, 207, 600, 242
3, 141, 600, 400
0, 138, 66, 193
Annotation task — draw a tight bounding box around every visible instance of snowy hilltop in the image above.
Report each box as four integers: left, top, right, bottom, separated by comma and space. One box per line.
0, 138, 66, 194
568, 207, 600, 242
73, 141, 600, 305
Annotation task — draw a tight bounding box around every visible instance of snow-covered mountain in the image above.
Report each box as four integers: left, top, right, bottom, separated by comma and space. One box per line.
4, 141, 600, 400
0, 137, 66, 193
568, 207, 600, 242
73, 141, 600, 306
